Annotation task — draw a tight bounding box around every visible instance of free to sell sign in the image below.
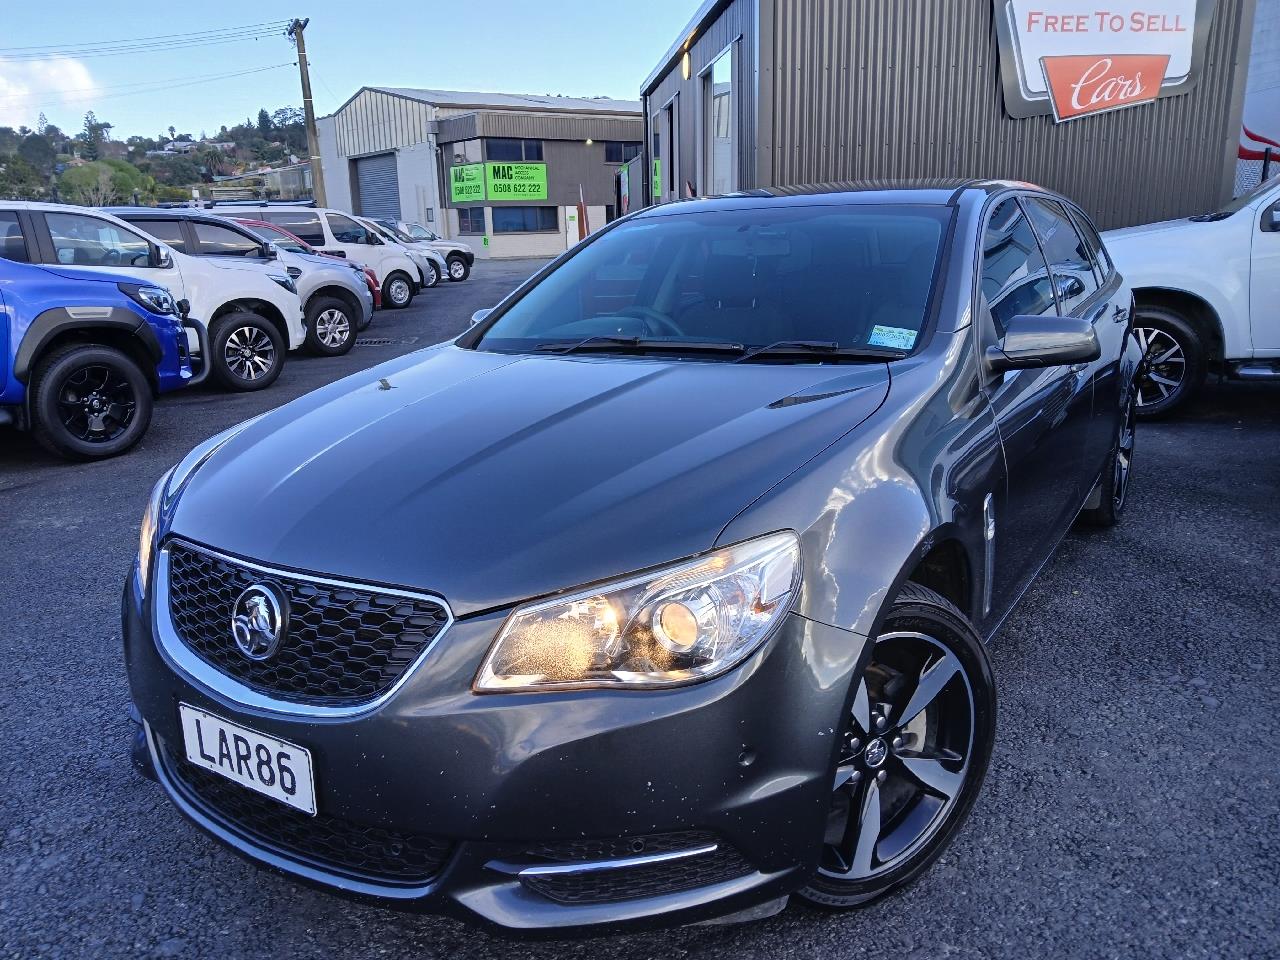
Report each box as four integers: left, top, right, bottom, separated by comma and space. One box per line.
485, 162, 548, 200
993, 1, 1212, 121
450, 163, 485, 202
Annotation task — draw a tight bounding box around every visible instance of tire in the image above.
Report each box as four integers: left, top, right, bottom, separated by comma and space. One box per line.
29, 344, 153, 461
446, 255, 470, 282
1080, 394, 1136, 528
421, 261, 441, 289
798, 582, 996, 910
1132, 306, 1205, 420
304, 295, 356, 357
210, 312, 284, 391
382, 271, 415, 309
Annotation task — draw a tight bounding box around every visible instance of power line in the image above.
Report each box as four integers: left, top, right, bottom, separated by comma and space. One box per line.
0, 20, 290, 55
0, 62, 295, 102
0, 25, 291, 62
15, 63, 295, 113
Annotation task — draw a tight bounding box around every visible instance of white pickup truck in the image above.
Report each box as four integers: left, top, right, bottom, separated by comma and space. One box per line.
1102, 175, 1280, 418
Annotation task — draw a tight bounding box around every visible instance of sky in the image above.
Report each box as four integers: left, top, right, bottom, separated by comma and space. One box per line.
0, 1, 694, 139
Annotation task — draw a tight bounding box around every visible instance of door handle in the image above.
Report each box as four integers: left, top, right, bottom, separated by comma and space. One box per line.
1112, 304, 1128, 324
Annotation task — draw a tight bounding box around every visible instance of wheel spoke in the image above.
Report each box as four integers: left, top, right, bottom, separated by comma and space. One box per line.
833, 762, 859, 792
896, 652, 960, 727
898, 751, 965, 800
851, 677, 871, 735
851, 778, 881, 873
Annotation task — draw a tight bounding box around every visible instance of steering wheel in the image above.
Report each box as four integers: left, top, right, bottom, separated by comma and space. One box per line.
102, 248, 122, 266
617, 306, 682, 338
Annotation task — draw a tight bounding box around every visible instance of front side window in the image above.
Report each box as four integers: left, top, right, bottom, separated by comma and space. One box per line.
262, 212, 324, 244
193, 221, 261, 257
0, 212, 30, 262
1067, 207, 1113, 281
45, 213, 152, 268
244, 222, 310, 254
704, 46, 735, 195
981, 198, 1057, 338
491, 206, 557, 233
132, 218, 188, 253
476, 204, 950, 354
326, 213, 369, 244
1023, 197, 1100, 314
458, 208, 486, 235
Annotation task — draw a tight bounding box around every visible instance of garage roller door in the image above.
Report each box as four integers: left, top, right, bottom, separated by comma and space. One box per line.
355, 153, 400, 219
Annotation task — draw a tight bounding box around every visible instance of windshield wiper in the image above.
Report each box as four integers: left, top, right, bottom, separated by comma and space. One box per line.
533, 335, 745, 355
732, 340, 907, 363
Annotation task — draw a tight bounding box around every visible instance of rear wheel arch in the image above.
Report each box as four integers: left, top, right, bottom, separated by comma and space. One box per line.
15, 309, 161, 396
212, 299, 289, 345
306, 285, 360, 320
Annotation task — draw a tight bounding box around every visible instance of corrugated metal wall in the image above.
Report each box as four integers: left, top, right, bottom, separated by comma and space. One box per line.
333, 89, 433, 157
767, 0, 1255, 229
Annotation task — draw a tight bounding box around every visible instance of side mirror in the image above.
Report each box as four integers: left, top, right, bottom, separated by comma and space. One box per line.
985, 314, 1100, 374
471, 307, 493, 326
153, 245, 173, 268
1267, 206, 1280, 232
176, 298, 191, 319
1054, 274, 1086, 301
369, 233, 383, 245
262, 242, 278, 260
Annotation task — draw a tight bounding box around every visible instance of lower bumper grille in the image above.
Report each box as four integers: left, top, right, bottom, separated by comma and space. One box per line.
158, 741, 452, 885
519, 831, 752, 905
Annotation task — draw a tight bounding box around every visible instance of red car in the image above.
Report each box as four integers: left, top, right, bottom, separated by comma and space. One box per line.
233, 218, 381, 311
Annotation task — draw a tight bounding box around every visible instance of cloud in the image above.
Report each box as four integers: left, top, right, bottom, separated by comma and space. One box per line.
0, 57, 99, 129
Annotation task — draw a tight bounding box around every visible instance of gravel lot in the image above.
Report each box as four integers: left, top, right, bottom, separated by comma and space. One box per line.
2, 257, 1277, 959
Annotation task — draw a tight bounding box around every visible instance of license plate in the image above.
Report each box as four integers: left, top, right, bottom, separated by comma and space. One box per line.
178, 704, 316, 815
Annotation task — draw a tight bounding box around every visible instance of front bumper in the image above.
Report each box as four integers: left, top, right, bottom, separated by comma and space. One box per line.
123, 550, 868, 932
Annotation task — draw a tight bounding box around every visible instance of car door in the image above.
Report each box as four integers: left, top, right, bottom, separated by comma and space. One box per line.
34, 210, 185, 296
1250, 191, 1280, 351
977, 195, 1093, 618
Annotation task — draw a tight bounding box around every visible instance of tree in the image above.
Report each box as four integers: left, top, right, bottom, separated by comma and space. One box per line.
143, 153, 201, 187
199, 148, 231, 178
79, 111, 113, 161
0, 156, 47, 199
17, 134, 55, 176
36, 112, 48, 135
58, 158, 153, 205
167, 125, 176, 141
256, 108, 272, 136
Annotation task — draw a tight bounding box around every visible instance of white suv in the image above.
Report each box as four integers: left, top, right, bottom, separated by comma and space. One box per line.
0, 202, 304, 391
1103, 175, 1280, 417
368, 217, 474, 282
236, 204, 428, 310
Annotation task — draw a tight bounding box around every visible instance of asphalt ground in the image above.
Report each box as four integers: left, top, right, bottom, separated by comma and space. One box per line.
1, 257, 1277, 959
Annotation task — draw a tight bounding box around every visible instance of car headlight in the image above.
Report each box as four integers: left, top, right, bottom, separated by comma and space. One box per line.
119, 282, 177, 315
137, 468, 172, 592
268, 274, 297, 296
475, 532, 800, 692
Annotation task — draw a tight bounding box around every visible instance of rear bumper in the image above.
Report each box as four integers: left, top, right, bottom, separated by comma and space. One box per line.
123, 553, 869, 932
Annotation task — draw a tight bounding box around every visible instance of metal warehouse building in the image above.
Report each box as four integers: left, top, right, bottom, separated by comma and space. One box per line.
641, 0, 1260, 229
317, 88, 642, 258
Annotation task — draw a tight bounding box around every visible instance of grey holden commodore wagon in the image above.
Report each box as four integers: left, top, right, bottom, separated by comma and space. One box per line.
125, 180, 1140, 932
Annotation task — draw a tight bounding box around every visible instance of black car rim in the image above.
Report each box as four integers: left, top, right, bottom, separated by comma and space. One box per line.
388, 278, 411, 305
224, 325, 277, 381
1114, 401, 1135, 511
449, 259, 465, 279
1134, 326, 1185, 409
819, 630, 974, 881
56, 363, 137, 443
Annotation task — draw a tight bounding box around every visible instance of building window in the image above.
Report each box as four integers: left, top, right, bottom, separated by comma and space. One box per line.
604, 141, 641, 164
486, 138, 543, 162
457, 207, 486, 235
451, 139, 482, 165
491, 206, 557, 233
704, 45, 735, 195
662, 97, 679, 196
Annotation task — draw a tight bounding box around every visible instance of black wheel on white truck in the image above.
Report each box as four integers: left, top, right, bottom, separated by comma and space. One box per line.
209, 311, 285, 391
1132, 305, 1206, 420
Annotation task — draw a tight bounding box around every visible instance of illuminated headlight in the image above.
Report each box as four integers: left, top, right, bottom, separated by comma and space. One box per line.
475, 532, 800, 691
119, 283, 176, 315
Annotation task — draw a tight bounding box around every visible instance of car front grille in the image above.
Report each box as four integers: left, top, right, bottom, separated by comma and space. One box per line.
519, 831, 753, 905
166, 541, 450, 707
159, 742, 452, 885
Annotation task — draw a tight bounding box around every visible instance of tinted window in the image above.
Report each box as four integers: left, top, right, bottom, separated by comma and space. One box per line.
46, 213, 152, 268
326, 213, 369, 244
458, 208, 485, 235
242, 222, 310, 253
491, 206, 558, 233
262, 211, 325, 244
604, 141, 642, 163
981, 199, 1057, 338
132, 218, 188, 253
193, 221, 262, 257
487, 138, 543, 162
477, 205, 950, 354
0, 212, 29, 262
1023, 197, 1099, 313
1068, 207, 1112, 280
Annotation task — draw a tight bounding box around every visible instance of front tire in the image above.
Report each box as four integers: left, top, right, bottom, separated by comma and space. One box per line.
382, 271, 415, 309
210, 312, 284, 391
304, 296, 356, 357
1080, 396, 1136, 528
422, 261, 441, 288
1133, 307, 1204, 420
30, 344, 153, 461
798, 582, 996, 909
446, 255, 470, 282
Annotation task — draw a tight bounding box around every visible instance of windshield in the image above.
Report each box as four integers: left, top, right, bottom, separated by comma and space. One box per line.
1204, 174, 1280, 219
475, 204, 950, 357
379, 220, 437, 242
243, 222, 312, 254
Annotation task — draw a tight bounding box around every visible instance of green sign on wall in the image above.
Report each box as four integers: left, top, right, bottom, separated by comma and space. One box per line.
652, 158, 661, 198
485, 162, 548, 200
449, 163, 485, 203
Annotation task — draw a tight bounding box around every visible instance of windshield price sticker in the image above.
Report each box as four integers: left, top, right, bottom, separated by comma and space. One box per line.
450, 163, 485, 203
868, 325, 918, 350
486, 162, 548, 200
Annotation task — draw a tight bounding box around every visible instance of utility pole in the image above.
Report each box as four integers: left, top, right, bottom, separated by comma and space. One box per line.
287, 18, 327, 206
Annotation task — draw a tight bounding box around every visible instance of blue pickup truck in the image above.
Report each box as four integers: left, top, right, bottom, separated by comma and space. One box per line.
0, 252, 201, 460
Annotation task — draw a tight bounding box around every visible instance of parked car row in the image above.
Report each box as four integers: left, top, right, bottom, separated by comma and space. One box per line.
0, 200, 475, 461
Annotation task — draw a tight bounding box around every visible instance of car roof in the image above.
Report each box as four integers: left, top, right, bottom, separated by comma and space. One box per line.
102, 206, 229, 220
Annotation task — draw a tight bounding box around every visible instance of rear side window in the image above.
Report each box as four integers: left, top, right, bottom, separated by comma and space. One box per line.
132, 218, 188, 253
262, 212, 325, 245
1068, 207, 1113, 281
326, 213, 369, 244
0, 212, 29, 262
1023, 197, 1100, 314
45, 212, 152, 268
193, 221, 261, 257
981, 198, 1057, 337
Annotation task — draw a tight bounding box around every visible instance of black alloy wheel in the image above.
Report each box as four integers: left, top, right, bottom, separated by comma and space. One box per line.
1132, 307, 1204, 419
800, 583, 995, 908
1081, 396, 1136, 528
30, 344, 153, 460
